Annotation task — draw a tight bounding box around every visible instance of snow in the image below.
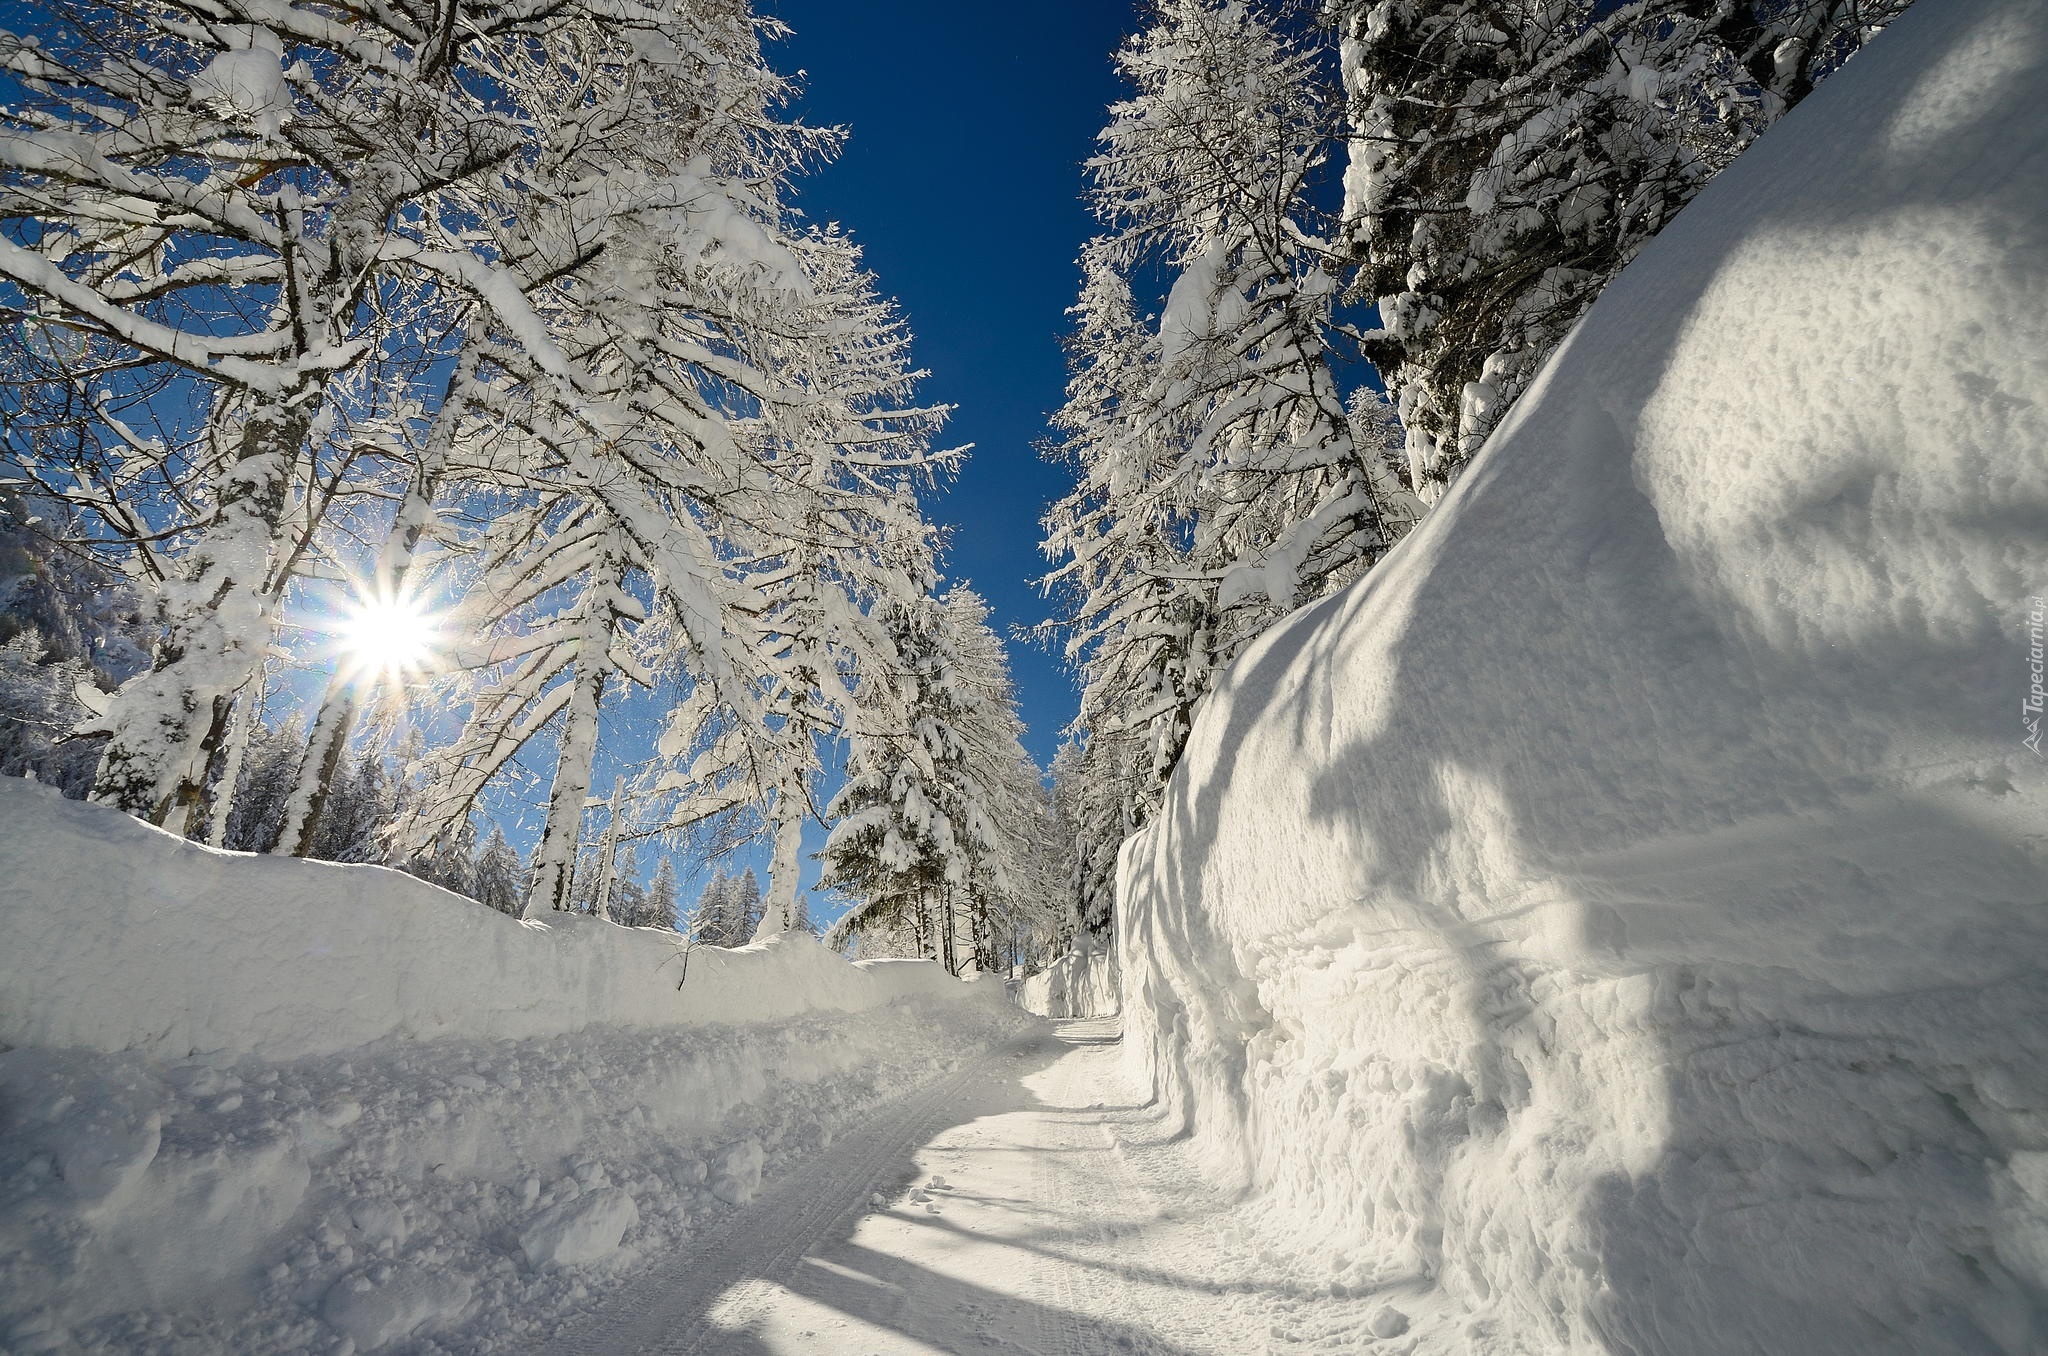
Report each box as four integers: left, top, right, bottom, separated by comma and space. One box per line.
518, 1189, 640, 1269
0, 778, 981, 1062
320, 1267, 472, 1352
187, 44, 294, 137
1015, 942, 1120, 1019
1117, 3, 2048, 1353
0, 778, 1029, 1353
543, 1017, 1426, 1355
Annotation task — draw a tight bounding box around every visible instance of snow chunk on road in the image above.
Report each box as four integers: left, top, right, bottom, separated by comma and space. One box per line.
710, 1138, 766, 1206
519, 1188, 639, 1269
321, 1264, 472, 1350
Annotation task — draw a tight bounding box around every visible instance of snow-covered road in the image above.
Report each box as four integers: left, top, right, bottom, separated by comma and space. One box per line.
545, 1017, 1395, 1355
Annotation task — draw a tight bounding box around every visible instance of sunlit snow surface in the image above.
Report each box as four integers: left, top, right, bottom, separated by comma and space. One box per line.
0, 781, 1031, 1353
1119, 2, 2048, 1353
545, 1017, 1413, 1356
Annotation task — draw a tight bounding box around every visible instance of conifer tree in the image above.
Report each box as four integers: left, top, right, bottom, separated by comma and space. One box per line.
474, 827, 525, 918
645, 857, 682, 933
1041, 0, 1419, 896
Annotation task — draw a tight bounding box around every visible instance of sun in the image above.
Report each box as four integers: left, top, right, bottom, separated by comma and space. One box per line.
336, 591, 442, 680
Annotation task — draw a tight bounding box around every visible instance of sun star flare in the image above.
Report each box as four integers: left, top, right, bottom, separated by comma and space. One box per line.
337, 592, 443, 680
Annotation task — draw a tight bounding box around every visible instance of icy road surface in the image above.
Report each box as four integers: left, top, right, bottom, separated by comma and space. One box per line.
545, 1017, 1399, 1355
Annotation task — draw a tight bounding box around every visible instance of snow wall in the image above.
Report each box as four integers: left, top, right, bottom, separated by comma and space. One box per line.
0, 778, 984, 1062
0, 778, 1030, 1352
1117, 4, 2048, 1353
1014, 942, 1120, 1019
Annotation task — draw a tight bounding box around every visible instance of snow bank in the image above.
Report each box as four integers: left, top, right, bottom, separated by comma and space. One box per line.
0, 779, 1030, 1353
0, 777, 978, 1062
1015, 942, 1120, 1018
1118, 4, 2048, 1353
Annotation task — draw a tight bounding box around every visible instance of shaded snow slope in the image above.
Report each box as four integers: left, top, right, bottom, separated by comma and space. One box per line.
1118, 4, 2048, 1354
0, 780, 1029, 1353
1015, 942, 1119, 1018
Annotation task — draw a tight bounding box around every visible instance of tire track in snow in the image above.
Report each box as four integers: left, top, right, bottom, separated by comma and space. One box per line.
1029, 1017, 1167, 1356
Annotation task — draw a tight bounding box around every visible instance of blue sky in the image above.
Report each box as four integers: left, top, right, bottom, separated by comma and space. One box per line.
765, 0, 1143, 765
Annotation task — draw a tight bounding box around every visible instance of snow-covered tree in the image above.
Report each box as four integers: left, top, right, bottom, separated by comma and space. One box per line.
1332, 0, 1913, 498
0, 0, 576, 829
605, 843, 649, 928
1, 0, 916, 866
635, 232, 953, 941
823, 598, 1040, 979
1049, 733, 1145, 939
0, 632, 102, 796
306, 748, 394, 865
733, 868, 766, 942
937, 588, 1067, 970
275, 345, 489, 859
408, 814, 480, 903
691, 867, 764, 948
643, 856, 682, 933
473, 826, 525, 918
1041, 0, 1419, 887
372, 65, 950, 924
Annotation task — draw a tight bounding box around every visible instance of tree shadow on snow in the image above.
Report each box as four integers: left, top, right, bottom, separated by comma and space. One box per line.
540, 1020, 1215, 1356
1118, 5, 2048, 1354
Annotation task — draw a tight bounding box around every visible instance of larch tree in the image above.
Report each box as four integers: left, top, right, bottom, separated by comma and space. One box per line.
821, 590, 1056, 973
473, 826, 525, 917
938, 587, 1067, 971
0, 0, 556, 830
641, 231, 952, 941
644, 855, 681, 932
1040, 0, 1418, 927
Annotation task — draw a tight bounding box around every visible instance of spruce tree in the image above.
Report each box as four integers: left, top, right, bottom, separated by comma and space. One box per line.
473, 827, 525, 918
646, 857, 682, 933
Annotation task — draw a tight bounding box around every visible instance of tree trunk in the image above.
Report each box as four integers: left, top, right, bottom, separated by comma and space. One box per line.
911, 887, 931, 959
524, 547, 619, 918
753, 789, 805, 941
940, 888, 959, 975
278, 684, 356, 856
93, 391, 308, 825
205, 682, 254, 848
591, 776, 625, 923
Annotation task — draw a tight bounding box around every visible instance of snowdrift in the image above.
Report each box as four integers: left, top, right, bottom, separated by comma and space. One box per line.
1118, 4, 2048, 1353
0, 778, 975, 1062
1015, 943, 1120, 1019
0, 779, 1029, 1353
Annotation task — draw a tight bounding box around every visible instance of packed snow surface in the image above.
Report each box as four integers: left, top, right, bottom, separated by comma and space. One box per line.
0, 779, 1029, 1353
1120, 3, 2048, 1353
542, 1017, 1423, 1356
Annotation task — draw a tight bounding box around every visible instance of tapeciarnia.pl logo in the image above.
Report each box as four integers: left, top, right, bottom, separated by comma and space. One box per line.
2026, 596, 2045, 757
